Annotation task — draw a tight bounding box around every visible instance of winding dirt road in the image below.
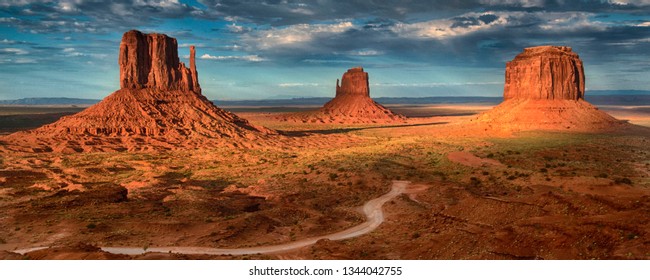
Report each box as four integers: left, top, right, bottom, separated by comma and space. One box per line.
16, 180, 409, 256
102, 180, 408, 256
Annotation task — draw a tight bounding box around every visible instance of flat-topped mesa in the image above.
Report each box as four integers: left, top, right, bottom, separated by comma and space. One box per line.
504, 45, 584, 101
335, 67, 369, 97
119, 30, 200, 93
468, 45, 627, 133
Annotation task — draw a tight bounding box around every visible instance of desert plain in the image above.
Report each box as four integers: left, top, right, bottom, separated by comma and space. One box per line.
0, 101, 649, 260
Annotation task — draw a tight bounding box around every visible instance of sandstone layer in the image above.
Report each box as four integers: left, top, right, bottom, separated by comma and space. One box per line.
278, 67, 405, 124
119, 30, 201, 93
504, 46, 584, 101
470, 46, 626, 132
2, 30, 273, 152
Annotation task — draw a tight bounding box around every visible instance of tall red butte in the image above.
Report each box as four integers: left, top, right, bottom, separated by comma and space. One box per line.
2, 30, 273, 152
278, 67, 405, 124
470, 46, 625, 132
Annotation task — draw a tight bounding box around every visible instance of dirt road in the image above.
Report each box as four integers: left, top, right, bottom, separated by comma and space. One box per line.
100, 180, 409, 256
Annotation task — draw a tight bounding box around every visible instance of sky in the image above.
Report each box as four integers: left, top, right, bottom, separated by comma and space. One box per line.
1, 0, 649, 101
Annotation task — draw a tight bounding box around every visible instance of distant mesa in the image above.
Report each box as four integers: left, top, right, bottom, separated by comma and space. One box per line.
470, 46, 626, 132
2, 30, 273, 153
277, 67, 405, 124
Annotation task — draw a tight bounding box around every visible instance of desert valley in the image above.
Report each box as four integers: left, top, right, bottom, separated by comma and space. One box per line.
0, 29, 649, 261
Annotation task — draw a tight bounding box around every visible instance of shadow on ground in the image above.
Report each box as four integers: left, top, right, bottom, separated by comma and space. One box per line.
280, 122, 448, 136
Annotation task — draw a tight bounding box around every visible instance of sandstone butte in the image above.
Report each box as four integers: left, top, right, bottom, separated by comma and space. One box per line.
277, 67, 405, 124
1, 30, 274, 153
470, 46, 626, 132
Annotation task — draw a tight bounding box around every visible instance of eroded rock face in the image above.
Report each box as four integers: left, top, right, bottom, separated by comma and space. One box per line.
335, 67, 369, 97
504, 46, 584, 101
119, 30, 200, 93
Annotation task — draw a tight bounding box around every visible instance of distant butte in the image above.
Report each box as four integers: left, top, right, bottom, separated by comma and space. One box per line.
278, 67, 405, 124
2, 30, 273, 153
470, 46, 626, 132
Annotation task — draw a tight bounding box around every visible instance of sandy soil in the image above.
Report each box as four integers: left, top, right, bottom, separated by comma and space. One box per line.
447, 151, 505, 168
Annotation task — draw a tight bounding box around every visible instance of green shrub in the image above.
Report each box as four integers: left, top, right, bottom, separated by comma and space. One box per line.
614, 177, 632, 185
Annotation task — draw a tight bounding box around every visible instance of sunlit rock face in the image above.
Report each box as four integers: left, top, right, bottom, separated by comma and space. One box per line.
119, 30, 200, 93
504, 46, 584, 101
469, 46, 626, 132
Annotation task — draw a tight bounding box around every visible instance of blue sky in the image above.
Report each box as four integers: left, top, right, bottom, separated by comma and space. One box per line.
1, 0, 649, 100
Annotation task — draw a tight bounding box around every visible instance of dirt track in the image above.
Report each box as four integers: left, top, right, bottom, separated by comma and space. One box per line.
16, 180, 410, 256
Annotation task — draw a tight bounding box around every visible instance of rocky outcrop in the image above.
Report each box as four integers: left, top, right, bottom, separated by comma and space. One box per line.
504, 46, 584, 101
2, 30, 273, 152
119, 30, 200, 93
278, 67, 405, 124
470, 46, 625, 132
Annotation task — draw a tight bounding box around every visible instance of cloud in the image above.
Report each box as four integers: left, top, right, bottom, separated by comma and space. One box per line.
478, 0, 544, 7
3, 0, 650, 36
391, 12, 509, 39
0, 57, 37, 64
226, 23, 252, 34
196, 0, 650, 27
241, 21, 354, 50
179, 43, 206, 48
219, 7, 650, 70
1, 0, 199, 33
348, 49, 384, 56
200, 53, 266, 62
62, 47, 84, 56
278, 83, 322, 87
372, 81, 502, 87
302, 58, 359, 64
0, 48, 29, 55
608, 0, 650, 6
390, 11, 609, 40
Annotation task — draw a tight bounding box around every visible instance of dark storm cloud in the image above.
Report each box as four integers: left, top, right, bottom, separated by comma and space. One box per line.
197, 0, 650, 25
2, 0, 649, 34
1, 0, 200, 33
234, 9, 650, 68
198, 0, 480, 25
1, 2, 649, 70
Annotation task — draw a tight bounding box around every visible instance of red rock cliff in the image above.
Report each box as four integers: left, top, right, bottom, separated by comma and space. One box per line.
119, 30, 200, 93
504, 46, 584, 101
335, 67, 370, 97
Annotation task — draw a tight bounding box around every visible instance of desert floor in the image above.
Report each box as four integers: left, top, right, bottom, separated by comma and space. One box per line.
0, 104, 649, 259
